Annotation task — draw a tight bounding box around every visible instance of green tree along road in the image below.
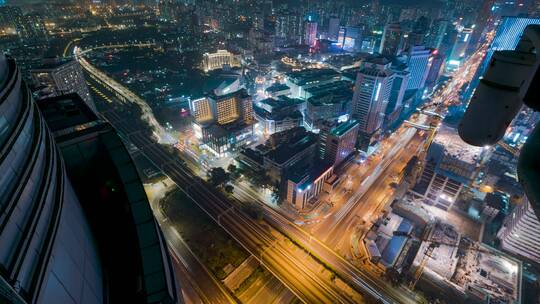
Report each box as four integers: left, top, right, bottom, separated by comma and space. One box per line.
161, 189, 248, 280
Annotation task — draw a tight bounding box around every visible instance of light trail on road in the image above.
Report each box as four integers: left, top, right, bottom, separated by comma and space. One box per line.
73, 36, 494, 304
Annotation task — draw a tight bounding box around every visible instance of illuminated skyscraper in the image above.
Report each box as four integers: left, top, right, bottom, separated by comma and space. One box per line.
339, 25, 363, 52
425, 51, 445, 89
189, 87, 253, 125
384, 69, 410, 127
303, 16, 318, 46
425, 19, 450, 50
405, 45, 432, 91
380, 23, 405, 56
448, 27, 473, 67
0, 53, 99, 304
498, 198, 540, 264
352, 56, 395, 149
202, 50, 241, 72
31, 58, 95, 112
320, 119, 359, 166
327, 15, 340, 41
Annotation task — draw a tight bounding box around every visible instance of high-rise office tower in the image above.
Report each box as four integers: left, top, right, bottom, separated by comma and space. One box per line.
320, 119, 359, 166
275, 13, 288, 39
327, 15, 340, 41
406, 46, 432, 91
352, 56, 395, 148
0, 55, 179, 304
486, 16, 540, 61
425, 19, 450, 50
384, 69, 410, 127
409, 16, 430, 46
448, 26, 473, 66
498, 198, 540, 264
339, 25, 363, 52
303, 16, 318, 46
31, 58, 95, 112
424, 51, 445, 89
380, 23, 405, 56
0, 53, 99, 304
493, 0, 528, 17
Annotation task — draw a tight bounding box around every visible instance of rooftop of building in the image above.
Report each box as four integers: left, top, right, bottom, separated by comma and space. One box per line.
341, 67, 361, 82
257, 96, 305, 110
288, 160, 332, 186
447, 238, 521, 303
365, 54, 392, 66
415, 222, 521, 304
203, 119, 254, 137
37, 93, 99, 133
307, 88, 352, 106
254, 105, 303, 121
209, 85, 249, 101
239, 147, 264, 165
324, 53, 371, 69
265, 83, 290, 93
484, 192, 506, 210
265, 127, 317, 165
366, 212, 414, 268
359, 56, 394, 77
196, 71, 242, 96
433, 124, 483, 165
38, 93, 177, 304
329, 119, 359, 137
286, 68, 340, 86
304, 80, 352, 96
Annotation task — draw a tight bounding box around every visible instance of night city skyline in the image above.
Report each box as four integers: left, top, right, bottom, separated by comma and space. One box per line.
1, 1, 540, 304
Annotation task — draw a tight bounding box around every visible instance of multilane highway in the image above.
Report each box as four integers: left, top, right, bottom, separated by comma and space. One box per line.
228, 36, 494, 304
79, 57, 373, 302
104, 112, 362, 304
74, 36, 492, 303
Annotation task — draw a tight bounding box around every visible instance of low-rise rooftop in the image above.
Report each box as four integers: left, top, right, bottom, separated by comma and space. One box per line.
304, 80, 352, 97
265, 83, 290, 93
265, 127, 317, 165
286, 68, 340, 86
330, 119, 359, 136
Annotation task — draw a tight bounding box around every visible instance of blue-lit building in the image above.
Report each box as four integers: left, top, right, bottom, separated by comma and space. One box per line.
447, 27, 473, 69
337, 26, 364, 52
405, 46, 432, 91
465, 16, 540, 102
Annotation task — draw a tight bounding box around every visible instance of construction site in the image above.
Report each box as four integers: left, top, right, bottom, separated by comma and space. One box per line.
363, 192, 521, 304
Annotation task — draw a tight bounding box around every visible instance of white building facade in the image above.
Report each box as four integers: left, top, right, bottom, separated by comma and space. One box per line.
498, 198, 540, 264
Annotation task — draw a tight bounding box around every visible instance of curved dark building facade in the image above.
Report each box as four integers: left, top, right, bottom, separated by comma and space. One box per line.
0, 55, 178, 303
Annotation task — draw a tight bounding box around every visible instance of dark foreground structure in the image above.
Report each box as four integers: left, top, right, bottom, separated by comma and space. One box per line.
0, 54, 179, 304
